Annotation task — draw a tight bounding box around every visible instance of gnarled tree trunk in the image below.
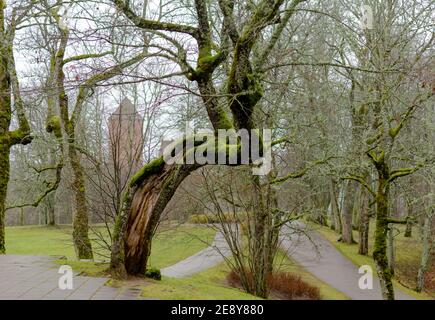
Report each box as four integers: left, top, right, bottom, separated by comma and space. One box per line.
111, 160, 199, 276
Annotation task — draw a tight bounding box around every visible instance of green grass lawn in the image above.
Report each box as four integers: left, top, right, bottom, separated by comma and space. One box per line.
312, 221, 433, 300
140, 263, 261, 300
148, 223, 216, 269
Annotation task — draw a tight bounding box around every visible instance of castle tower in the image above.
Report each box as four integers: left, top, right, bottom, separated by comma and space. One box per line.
108, 98, 144, 187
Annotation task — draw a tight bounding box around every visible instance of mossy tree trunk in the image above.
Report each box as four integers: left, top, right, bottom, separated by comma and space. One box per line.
123, 163, 199, 275
0, 143, 10, 254
371, 154, 395, 300
387, 224, 395, 275
51, 21, 94, 259
358, 190, 370, 255
0, 1, 10, 253
0, 1, 32, 253
69, 144, 94, 259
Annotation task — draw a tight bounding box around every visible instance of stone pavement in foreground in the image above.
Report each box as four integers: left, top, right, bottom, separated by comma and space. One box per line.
0, 255, 141, 300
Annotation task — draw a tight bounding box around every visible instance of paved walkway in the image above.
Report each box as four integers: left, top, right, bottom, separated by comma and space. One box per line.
0, 255, 141, 300
161, 230, 232, 278
279, 222, 415, 300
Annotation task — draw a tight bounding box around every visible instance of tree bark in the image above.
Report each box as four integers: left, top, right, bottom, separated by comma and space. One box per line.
0, 4, 31, 252
329, 178, 341, 233
387, 225, 395, 275
70, 144, 93, 260
341, 180, 356, 244
0, 3, 10, 252
0, 143, 10, 253
416, 214, 432, 292
115, 162, 199, 276
404, 203, 413, 238
358, 190, 370, 255
47, 194, 56, 226
373, 166, 395, 300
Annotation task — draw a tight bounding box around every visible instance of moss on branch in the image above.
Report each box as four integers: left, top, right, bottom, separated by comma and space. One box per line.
129, 157, 166, 188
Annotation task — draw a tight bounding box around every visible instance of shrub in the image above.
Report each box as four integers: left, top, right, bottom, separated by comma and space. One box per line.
227, 269, 320, 300
188, 214, 210, 224
188, 212, 242, 224
266, 272, 320, 300
145, 267, 162, 281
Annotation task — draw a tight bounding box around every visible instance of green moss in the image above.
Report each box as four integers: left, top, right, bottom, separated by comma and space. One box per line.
46, 115, 62, 138
129, 156, 165, 187
145, 267, 161, 280
54, 259, 109, 277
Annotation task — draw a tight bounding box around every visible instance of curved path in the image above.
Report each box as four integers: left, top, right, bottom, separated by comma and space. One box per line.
161, 222, 416, 300
0, 255, 141, 300
161, 230, 231, 278
279, 222, 415, 300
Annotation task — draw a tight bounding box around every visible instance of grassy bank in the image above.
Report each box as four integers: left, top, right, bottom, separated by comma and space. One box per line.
312, 221, 433, 300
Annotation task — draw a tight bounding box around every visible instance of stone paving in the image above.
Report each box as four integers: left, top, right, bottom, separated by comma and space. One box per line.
0, 255, 141, 300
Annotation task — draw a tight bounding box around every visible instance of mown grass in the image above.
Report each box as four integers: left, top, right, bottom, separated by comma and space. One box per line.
140, 263, 261, 300
313, 221, 433, 300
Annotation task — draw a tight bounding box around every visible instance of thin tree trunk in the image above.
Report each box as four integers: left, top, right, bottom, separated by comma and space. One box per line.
404, 203, 413, 238
19, 207, 24, 226
329, 178, 341, 233
416, 214, 432, 292
341, 180, 356, 244
47, 195, 56, 226
0, 5, 10, 252
250, 175, 269, 298
352, 185, 362, 231
387, 225, 395, 275
358, 190, 370, 255
0, 143, 10, 254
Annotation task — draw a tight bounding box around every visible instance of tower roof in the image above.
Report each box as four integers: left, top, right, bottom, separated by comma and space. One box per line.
112, 97, 136, 116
